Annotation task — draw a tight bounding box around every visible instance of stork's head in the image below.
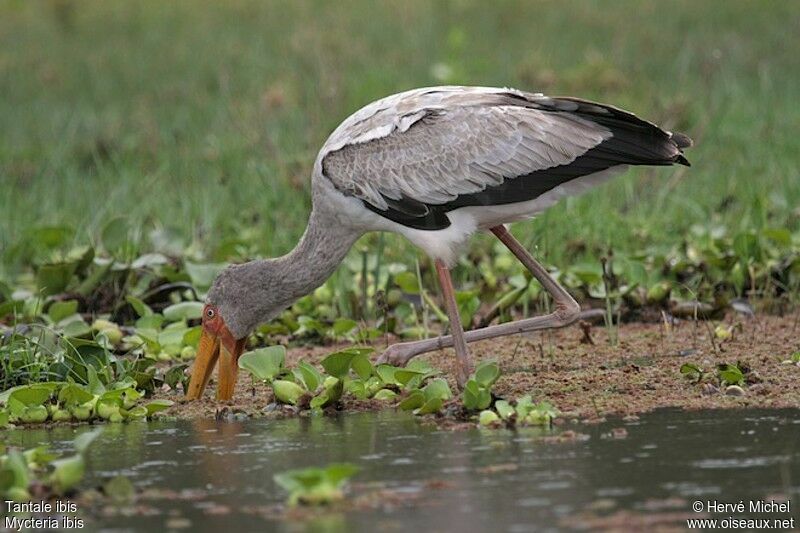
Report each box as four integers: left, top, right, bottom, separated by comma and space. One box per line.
185, 262, 288, 401
184, 301, 246, 401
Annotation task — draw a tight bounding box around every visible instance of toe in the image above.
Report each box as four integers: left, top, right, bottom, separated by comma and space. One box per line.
376, 344, 410, 367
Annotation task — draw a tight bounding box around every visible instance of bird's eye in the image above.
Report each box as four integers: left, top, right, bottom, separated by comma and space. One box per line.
205, 308, 215, 319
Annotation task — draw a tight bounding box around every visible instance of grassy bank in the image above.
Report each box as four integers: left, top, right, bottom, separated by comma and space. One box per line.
2, 0, 799, 273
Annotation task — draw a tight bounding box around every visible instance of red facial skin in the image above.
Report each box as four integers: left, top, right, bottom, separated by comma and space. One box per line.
202, 304, 239, 354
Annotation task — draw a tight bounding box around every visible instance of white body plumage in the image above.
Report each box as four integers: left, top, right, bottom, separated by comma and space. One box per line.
310, 86, 684, 265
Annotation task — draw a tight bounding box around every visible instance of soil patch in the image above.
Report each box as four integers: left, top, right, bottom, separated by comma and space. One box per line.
163, 313, 800, 421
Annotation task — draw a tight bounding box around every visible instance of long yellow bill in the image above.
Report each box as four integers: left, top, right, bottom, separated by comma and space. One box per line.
186, 330, 245, 401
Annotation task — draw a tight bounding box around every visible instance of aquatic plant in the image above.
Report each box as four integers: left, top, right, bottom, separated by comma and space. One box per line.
0, 381, 172, 426
479, 396, 559, 428
398, 377, 452, 415
273, 463, 359, 506
462, 360, 500, 411
2, 219, 798, 381
680, 363, 705, 383
1, 429, 101, 501
716, 363, 745, 387
238, 345, 289, 383
2, 215, 798, 423
237, 344, 456, 416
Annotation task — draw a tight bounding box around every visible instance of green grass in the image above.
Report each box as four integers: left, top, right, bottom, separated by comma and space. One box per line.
1, 0, 799, 278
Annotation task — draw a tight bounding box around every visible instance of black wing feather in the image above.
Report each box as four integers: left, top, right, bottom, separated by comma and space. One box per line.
365, 96, 692, 230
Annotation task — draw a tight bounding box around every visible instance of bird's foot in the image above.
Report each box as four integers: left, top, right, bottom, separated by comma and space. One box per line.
375, 342, 420, 367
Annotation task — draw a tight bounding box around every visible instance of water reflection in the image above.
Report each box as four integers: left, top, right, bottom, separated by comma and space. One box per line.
3, 409, 798, 532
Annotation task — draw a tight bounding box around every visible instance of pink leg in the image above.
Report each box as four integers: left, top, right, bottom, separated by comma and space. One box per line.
434, 259, 473, 388
377, 225, 580, 367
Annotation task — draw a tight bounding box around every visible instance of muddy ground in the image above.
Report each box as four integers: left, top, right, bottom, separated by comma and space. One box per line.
168, 312, 800, 421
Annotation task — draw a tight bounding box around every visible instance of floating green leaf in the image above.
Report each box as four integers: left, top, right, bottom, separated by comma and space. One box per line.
310, 378, 343, 410
58, 384, 94, 407
479, 410, 501, 426
680, 363, 704, 383
103, 475, 135, 505
494, 400, 514, 420
414, 397, 443, 415
373, 389, 397, 401
320, 347, 374, 379
375, 364, 398, 385
462, 380, 492, 411
398, 389, 425, 411
274, 463, 359, 506
238, 345, 286, 382
524, 401, 558, 426
423, 378, 451, 402
717, 363, 745, 386
144, 399, 174, 416
9, 385, 54, 408
294, 361, 323, 391
515, 395, 535, 419
351, 353, 373, 380
50, 455, 85, 494
3, 450, 30, 497
272, 380, 305, 405
474, 361, 500, 388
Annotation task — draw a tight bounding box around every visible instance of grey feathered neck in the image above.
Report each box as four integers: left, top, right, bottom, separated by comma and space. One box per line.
208, 208, 361, 338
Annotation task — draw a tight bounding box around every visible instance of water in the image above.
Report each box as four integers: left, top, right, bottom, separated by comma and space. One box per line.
4, 409, 799, 532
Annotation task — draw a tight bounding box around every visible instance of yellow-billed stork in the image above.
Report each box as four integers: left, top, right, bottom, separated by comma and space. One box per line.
186, 86, 691, 400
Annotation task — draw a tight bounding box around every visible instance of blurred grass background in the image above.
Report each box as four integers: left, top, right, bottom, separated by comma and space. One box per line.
1, 0, 799, 274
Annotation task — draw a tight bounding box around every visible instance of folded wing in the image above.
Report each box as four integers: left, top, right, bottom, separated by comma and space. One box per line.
320, 87, 690, 230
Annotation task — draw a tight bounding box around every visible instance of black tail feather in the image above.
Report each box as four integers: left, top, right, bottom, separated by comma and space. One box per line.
538, 96, 692, 167
368, 93, 694, 230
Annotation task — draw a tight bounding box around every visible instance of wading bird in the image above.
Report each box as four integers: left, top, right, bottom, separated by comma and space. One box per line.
187, 86, 691, 400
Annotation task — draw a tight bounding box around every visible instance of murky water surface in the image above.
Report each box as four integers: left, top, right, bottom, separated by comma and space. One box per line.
5, 409, 799, 531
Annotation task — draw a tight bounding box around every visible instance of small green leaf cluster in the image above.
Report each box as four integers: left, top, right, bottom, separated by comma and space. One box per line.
238, 345, 350, 410
273, 463, 359, 506
680, 363, 704, 383
457, 361, 558, 428
0, 309, 191, 396
1, 429, 101, 501
238, 346, 561, 424
462, 361, 500, 411
0, 380, 172, 426
238, 345, 451, 414
3, 216, 800, 387
278, 310, 382, 343
122, 296, 205, 362
396, 374, 451, 415
680, 361, 750, 389
716, 363, 745, 387
0, 229, 218, 367
478, 396, 559, 428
